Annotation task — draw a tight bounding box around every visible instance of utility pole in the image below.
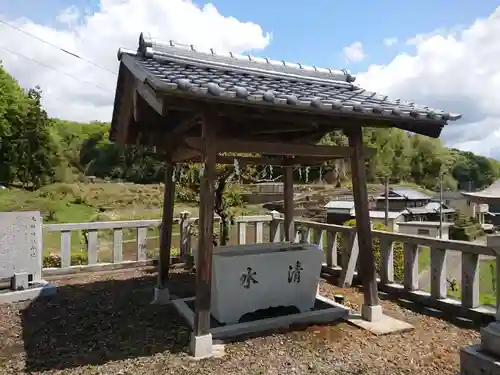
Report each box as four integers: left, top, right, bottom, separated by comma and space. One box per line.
384, 176, 389, 227
439, 173, 443, 239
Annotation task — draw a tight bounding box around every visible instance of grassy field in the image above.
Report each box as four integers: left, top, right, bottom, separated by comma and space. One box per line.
417, 246, 497, 307
444, 259, 497, 306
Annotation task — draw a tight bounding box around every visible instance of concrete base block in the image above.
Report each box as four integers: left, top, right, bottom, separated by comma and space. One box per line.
12, 272, 30, 290
172, 295, 349, 340
151, 287, 170, 305
481, 321, 500, 358
0, 282, 57, 304
361, 304, 383, 322
460, 344, 500, 375
189, 333, 214, 359
347, 313, 414, 336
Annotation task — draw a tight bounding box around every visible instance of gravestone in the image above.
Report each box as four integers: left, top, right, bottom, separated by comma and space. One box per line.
0, 211, 56, 303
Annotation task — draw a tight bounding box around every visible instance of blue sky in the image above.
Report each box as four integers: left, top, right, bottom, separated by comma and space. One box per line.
1, 0, 499, 72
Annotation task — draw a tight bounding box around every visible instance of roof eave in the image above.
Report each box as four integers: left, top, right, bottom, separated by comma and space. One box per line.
144, 76, 450, 138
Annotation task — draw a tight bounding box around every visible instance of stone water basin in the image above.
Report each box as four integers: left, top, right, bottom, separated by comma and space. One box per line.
210, 242, 324, 324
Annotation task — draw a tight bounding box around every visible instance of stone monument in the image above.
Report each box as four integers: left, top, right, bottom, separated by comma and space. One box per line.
0, 211, 56, 304
460, 234, 500, 374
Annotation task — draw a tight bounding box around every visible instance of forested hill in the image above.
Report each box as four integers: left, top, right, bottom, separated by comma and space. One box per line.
1, 64, 499, 192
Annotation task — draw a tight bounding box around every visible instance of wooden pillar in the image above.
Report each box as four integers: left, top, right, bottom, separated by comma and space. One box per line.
348, 126, 380, 308
384, 176, 389, 227
193, 117, 217, 336
283, 163, 294, 241
158, 159, 175, 288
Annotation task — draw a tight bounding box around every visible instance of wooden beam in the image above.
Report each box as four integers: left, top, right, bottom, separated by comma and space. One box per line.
136, 82, 164, 116
132, 81, 140, 123
348, 126, 380, 308
183, 137, 376, 158
179, 155, 336, 166
244, 124, 318, 135
115, 69, 135, 146
158, 156, 175, 288
193, 114, 217, 337
283, 162, 294, 241
172, 145, 201, 163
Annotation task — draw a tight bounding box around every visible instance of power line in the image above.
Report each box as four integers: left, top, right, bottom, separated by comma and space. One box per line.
0, 45, 112, 93
0, 18, 117, 76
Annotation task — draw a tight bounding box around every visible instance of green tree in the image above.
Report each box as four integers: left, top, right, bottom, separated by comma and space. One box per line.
15, 87, 58, 188
0, 64, 26, 184
0, 68, 59, 188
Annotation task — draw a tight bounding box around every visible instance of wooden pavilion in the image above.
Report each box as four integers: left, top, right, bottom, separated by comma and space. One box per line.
110, 33, 461, 354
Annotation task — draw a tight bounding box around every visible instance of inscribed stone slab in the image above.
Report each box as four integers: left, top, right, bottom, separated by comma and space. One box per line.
0, 211, 43, 281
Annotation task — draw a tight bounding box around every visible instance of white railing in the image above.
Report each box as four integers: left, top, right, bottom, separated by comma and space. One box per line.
280, 218, 500, 322
40, 213, 500, 320
41, 213, 274, 277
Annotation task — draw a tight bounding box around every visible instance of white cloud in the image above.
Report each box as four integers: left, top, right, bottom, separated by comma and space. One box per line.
342, 41, 365, 63
0, 0, 271, 122
383, 37, 398, 47
357, 7, 500, 158
56, 5, 81, 26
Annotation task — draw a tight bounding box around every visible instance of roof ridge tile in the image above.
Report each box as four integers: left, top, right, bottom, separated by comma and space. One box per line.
136, 32, 356, 83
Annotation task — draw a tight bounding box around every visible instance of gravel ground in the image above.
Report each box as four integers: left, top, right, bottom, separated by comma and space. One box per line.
0, 268, 482, 375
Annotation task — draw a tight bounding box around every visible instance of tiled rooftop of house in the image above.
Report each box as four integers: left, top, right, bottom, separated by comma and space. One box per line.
116, 33, 462, 125
376, 188, 433, 201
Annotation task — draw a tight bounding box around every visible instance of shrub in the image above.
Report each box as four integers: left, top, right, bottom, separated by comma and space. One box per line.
43, 251, 88, 268
342, 219, 404, 283
146, 247, 180, 259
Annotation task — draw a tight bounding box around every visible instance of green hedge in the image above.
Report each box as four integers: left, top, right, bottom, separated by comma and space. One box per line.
43, 251, 88, 268
42, 248, 180, 268
449, 224, 483, 241
342, 219, 405, 283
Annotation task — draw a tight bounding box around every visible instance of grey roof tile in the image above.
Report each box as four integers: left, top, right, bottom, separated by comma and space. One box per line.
390, 188, 433, 200
376, 188, 432, 201
116, 33, 462, 124
405, 202, 455, 215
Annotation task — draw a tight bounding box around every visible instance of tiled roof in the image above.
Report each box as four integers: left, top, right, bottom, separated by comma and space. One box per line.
377, 188, 433, 201
398, 221, 453, 227
462, 179, 500, 200
116, 33, 462, 126
405, 202, 455, 215
324, 201, 355, 209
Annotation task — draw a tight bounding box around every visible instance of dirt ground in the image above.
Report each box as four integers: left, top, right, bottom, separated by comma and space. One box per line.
0, 268, 482, 375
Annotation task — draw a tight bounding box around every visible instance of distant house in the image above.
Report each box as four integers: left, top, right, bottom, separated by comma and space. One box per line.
325, 186, 455, 231
373, 187, 455, 222
432, 191, 489, 225
374, 187, 432, 211
324, 201, 356, 226
324, 201, 404, 232
404, 201, 455, 222
398, 221, 453, 240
